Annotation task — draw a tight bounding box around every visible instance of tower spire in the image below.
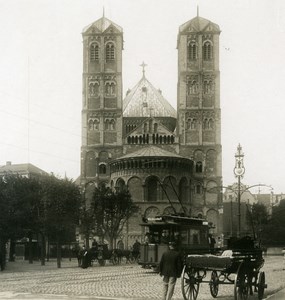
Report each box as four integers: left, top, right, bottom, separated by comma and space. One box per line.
103, 6, 105, 18
197, 5, 199, 17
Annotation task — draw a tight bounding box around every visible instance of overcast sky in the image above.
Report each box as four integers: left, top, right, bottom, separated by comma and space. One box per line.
0, 0, 284, 194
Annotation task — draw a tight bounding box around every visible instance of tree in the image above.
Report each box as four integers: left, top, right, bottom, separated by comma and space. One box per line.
40, 175, 81, 268
0, 174, 42, 264
262, 199, 285, 246
91, 186, 139, 249
246, 203, 269, 242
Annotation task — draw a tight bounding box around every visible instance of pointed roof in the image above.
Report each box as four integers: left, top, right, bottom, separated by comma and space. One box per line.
123, 76, 176, 118
117, 145, 184, 160
82, 16, 123, 34
179, 16, 220, 33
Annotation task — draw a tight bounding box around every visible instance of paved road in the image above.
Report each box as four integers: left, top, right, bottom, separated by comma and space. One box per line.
0, 256, 284, 300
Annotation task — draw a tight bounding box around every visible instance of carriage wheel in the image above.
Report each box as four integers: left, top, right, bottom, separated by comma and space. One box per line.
181, 265, 200, 300
234, 264, 249, 300
209, 270, 219, 298
257, 271, 266, 300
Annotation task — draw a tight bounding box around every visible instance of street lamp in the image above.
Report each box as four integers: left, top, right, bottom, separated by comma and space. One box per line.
233, 144, 245, 238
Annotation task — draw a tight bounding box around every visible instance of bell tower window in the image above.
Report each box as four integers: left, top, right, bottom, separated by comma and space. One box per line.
90, 43, 99, 61
203, 41, 212, 60
188, 42, 197, 60
106, 43, 115, 60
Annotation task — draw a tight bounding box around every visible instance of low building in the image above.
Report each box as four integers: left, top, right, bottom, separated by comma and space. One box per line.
0, 161, 48, 178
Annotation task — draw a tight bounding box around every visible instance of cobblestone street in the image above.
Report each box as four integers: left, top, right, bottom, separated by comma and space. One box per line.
0, 256, 284, 300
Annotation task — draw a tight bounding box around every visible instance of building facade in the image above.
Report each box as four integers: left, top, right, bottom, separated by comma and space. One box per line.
80, 14, 223, 246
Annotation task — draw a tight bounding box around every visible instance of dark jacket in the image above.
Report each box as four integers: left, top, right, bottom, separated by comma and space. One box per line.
159, 249, 183, 278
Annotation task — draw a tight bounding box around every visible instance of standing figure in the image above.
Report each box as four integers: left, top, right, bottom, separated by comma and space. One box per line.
132, 239, 141, 260
159, 242, 183, 300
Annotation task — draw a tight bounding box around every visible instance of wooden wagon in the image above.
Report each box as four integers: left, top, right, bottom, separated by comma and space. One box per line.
181, 245, 267, 300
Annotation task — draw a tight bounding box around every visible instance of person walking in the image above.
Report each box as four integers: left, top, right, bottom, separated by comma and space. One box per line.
159, 242, 183, 300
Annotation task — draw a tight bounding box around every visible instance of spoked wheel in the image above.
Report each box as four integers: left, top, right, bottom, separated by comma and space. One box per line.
234, 264, 249, 300
209, 270, 219, 298
257, 271, 266, 300
181, 265, 200, 300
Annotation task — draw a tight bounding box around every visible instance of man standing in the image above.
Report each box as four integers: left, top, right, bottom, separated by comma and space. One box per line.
159, 242, 183, 300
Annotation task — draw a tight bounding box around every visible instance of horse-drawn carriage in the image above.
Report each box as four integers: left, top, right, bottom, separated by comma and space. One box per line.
181, 236, 267, 300
77, 243, 139, 267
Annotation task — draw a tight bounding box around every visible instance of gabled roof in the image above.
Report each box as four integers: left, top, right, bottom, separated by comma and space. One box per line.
179, 16, 220, 33
82, 16, 123, 34
0, 163, 48, 176
123, 76, 176, 118
118, 145, 183, 160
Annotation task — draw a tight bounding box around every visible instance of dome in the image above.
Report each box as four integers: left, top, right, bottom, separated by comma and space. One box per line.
123, 76, 176, 118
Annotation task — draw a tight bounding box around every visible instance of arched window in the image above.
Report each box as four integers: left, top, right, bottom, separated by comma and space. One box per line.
104, 119, 115, 130
187, 118, 197, 130
196, 184, 202, 194
90, 43, 99, 61
146, 176, 159, 202
106, 43, 115, 60
196, 161, 203, 173
104, 119, 110, 130
88, 119, 95, 130
105, 82, 116, 96
179, 178, 188, 203
188, 42, 197, 60
99, 164, 106, 174
116, 178, 126, 192
188, 80, 198, 94
89, 82, 99, 97
109, 119, 115, 130
203, 41, 212, 60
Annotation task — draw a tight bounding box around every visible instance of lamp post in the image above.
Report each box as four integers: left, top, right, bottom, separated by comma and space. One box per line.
233, 144, 245, 238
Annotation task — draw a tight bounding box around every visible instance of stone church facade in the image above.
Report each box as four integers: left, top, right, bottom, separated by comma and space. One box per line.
80, 14, 223, 246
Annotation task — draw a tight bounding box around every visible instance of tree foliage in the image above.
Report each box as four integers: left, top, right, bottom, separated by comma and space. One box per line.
91, 186, 139, 248
0, 173, 81, 268
262, 199, 285, 246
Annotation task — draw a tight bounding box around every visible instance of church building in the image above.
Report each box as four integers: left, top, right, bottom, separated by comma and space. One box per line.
80, 13, 223, 245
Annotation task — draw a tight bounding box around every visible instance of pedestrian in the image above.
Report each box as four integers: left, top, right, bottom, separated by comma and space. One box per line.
159, 242, 183, 300
132, 239, 141, 260
80, 245, 89, 269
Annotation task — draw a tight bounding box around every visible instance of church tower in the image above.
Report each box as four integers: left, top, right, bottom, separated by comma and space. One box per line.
177, 14, 223, 232
81, 16, 123, 190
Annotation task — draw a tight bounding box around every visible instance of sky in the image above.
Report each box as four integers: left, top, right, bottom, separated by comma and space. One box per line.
0, 0, 284, 194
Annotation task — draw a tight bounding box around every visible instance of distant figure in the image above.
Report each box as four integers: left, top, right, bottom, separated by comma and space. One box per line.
208, 234, 216, 249
161, 230, 170, 244
92, 239, 98, 250
144, 233, 150, 244
80, 245, 89, 269
173, 232, 181, 246
132, 239, 141, 260
159, 242, 183, 300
